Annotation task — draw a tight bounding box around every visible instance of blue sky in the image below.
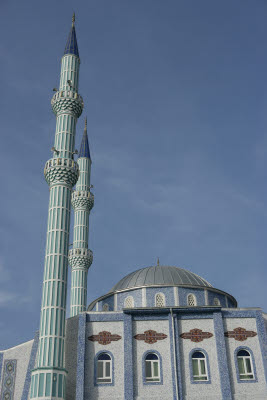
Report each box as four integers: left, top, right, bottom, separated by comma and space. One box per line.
0, 0, 267, 349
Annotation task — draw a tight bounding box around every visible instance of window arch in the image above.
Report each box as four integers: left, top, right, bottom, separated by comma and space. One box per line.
188, 293, 197, 306
102, 303, 109, 312
236, 348, 256, 381
213, 297, 220, 306
155, 293, 165, 307
189, 349, 210, 383
142, 351, 163, 385
95, 352, 114, 386
124, 296, 134, 308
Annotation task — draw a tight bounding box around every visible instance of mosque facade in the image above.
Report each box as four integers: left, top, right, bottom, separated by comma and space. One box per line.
0, 16, 267, 400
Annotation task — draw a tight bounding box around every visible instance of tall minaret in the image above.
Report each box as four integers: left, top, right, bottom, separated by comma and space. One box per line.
69, 117, 94, 317
30, 15, 83, 399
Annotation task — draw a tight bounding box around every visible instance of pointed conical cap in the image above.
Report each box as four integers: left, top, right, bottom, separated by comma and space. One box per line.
79, 118, 91, 159
64, 13, 79, 57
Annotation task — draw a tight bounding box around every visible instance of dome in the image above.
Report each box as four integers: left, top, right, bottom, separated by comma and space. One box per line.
109, 265, 213, 293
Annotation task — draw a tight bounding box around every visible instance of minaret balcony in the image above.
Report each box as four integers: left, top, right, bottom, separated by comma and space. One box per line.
51, 90, 84, 118
68, 248, 93, 269
71, 190, 94, 210
44, 158, 79, 187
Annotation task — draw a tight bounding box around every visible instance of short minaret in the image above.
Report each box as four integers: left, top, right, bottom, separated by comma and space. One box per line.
69, 118, 94, 317
30, 15, 83, 400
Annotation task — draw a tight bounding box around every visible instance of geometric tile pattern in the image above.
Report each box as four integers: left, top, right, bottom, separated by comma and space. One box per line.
180, 328, 213, 343
224, 327, 257, 341
44, 159, 79, 187
68, 248, 93, 269
134, 330, 167, 344
51, 92, 84, 118
71, 191, 94, 210
1, 360, 17, 400
88, 331, 122, 345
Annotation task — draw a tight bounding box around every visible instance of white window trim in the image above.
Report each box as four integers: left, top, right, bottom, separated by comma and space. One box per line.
102, 303, 109, 312
155, 292, 165, 307
213, 297, 220, 306
187, 293, 197, 307
124, 296, 134, 308
237, 353, 254, 380
145, 357, 160, 382
192, 354, 208, 381
97, 358, 112, 384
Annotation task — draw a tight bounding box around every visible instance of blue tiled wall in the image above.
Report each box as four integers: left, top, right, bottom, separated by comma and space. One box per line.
179, 287, 205, 307
117, 289, 142, 310
146, 287, 174, 307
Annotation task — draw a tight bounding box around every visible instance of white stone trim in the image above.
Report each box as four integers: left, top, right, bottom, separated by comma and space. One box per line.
204, 289, 208, 305
142, 288, 146, 307
114, 293, 118, 311
173, 287, 179, 306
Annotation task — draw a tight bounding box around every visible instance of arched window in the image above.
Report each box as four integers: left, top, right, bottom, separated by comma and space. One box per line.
145, 353, 160, 382
237, 349, 254, 380
97, 353, 112, 384
188, 294, 197, 306
155, 293, 165, 307
102, 303, 109, 312
213, 298, 220, 306
124, 296, 134, 308
192, 351, 208, 381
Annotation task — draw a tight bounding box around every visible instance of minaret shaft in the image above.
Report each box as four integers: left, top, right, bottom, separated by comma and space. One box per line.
69, 123, 94, 317
30, 18, 83, 400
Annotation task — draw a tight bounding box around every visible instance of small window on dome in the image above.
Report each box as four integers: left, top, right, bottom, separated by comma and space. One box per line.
214, 298, 220, 306
102, 303, 109, 312
124, 296, 134, 308
155, 293, 165, 307
188, 294, 196, 307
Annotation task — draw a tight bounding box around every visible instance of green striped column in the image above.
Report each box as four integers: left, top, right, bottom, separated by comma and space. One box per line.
69, 119, 94, 317
30, 15, 83, 400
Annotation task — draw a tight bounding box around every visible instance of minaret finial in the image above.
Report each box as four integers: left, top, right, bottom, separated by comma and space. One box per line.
64, 12, 79, 57
157, 257, 160, 266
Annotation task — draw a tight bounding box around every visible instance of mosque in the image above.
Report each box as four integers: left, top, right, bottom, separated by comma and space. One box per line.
0, 15, 267, 400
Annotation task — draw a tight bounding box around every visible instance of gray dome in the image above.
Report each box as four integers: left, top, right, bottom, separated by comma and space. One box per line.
110, 265, 213, 292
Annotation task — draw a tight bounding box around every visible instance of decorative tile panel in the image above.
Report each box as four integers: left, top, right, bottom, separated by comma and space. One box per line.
134, 330, 167, 344
1, 360, 17, 400
88, 331, 122, 345
180, 328, 213, 342
224, 327, 257, 341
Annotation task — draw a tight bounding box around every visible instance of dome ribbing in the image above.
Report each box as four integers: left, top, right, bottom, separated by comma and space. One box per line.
110, 265, 213, 292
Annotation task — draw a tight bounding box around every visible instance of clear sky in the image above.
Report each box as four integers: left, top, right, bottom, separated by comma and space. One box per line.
0, 0, 267, 349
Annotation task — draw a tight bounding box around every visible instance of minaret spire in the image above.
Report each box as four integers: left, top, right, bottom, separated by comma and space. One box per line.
69, 117, 94, 317
30, 17, 83, 400
79, 116, 91, 159
64, 13, 79, 58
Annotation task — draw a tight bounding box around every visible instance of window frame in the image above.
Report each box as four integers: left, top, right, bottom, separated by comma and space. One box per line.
189, 348, 211, 384
102, 303, 109, 312
142, 350, 163, 385
124, 296, 134, 308
94, 351, 114, 387
187, 293, 197, 307
213, 297, 220, 306
234, 346, 258, 383
155, 292, 166, 307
